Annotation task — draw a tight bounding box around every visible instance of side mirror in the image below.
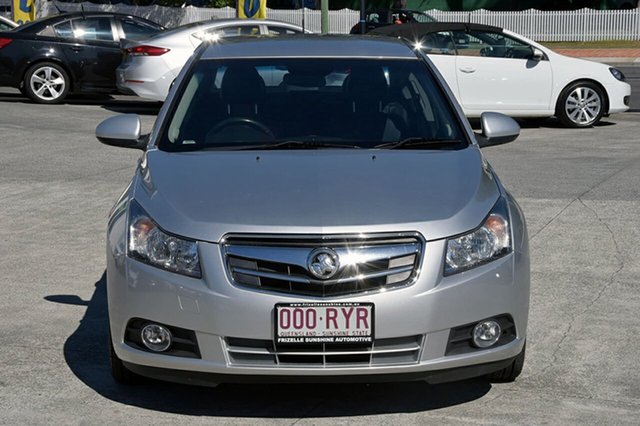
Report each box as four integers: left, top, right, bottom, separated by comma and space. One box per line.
532, 47, 545, 61
475, 112, 520, 148
96, 114, 147, 150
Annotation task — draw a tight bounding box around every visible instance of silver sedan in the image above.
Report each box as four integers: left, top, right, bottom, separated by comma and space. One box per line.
98, 36, 529, 387
117, 18, 309, 101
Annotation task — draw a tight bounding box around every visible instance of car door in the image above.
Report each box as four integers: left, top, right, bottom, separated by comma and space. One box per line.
62, 16, 122, 91
451, 30, 553, 114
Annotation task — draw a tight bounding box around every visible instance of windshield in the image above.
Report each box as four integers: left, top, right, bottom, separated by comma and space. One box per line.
159, 58, 467, 151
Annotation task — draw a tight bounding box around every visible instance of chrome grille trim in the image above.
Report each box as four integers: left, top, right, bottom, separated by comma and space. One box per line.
224, 335, 425, 367
232, 264, 415, 286
221, 232, 424, 297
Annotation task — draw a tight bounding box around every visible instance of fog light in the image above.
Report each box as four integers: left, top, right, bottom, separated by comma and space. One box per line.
141, 324, 172, 352
472, 320, 501, 348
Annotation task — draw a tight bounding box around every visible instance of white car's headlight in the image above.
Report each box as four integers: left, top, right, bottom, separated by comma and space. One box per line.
127, 200, 201, 278
445, 197, 512, 275
609, 67, 625, 82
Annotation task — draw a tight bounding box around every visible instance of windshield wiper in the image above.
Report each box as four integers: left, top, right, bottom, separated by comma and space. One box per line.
246, 140, 363, 150
374, 138, 463, 150
205, 140, 363, 151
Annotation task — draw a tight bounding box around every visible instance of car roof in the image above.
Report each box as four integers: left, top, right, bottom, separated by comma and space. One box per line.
146, 19, 307, 43
157, 18, 305, 37
199, 35, 417, 60
369, 21, 503, 36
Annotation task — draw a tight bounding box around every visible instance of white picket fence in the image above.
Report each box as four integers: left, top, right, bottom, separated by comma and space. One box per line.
426, 8, 640, 41
36, 2, 640, 41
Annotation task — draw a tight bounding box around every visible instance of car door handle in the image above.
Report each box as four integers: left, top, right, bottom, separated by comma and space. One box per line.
459, 67, 476, 73
71, 46, 83, 52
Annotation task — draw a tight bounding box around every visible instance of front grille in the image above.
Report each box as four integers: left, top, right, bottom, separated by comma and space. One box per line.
222, 233, 424, 297
225, 335, 424, 367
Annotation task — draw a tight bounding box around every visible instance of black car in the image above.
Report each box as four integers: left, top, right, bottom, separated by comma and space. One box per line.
0, 12, 164, 103
349, 9, 436, 34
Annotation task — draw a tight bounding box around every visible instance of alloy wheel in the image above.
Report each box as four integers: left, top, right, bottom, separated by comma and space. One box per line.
29, 66, 66, 102
564, 86, 602, 126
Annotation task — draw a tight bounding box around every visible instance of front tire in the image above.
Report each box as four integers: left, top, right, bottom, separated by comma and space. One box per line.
486, 343, 526, 383
24, 62, 70, 104
556, 81, 605, 128
109, 331, 140, 384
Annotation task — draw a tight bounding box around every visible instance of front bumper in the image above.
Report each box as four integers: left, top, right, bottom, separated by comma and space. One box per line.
123, 355, 521, 386
605, 80, 632, 114
107, 231, 530, 384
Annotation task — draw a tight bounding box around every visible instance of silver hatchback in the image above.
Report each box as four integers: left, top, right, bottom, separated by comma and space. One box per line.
98, 36, 529, 386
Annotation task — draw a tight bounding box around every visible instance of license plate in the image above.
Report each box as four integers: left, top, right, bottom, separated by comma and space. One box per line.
275, 302, 374, 346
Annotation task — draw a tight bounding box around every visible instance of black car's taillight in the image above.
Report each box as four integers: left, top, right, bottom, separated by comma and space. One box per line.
126, 45, 170, 56
0, 38, 13, 49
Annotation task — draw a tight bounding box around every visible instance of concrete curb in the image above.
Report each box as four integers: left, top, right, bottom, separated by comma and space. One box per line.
577, 57, 640, 64
554, 48, 640, 65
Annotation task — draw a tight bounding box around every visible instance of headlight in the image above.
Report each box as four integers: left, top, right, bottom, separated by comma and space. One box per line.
127, 200, 201, 278
445, 197, 511, 275
609, 67, 625, 81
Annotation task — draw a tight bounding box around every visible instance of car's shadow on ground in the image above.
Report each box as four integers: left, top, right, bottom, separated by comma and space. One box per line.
0, 91, 161, 116
44, 272, 492, 418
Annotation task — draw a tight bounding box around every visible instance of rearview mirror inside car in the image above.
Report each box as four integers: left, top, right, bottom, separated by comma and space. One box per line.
96, 114, 147, 150
475, 112, 520, 148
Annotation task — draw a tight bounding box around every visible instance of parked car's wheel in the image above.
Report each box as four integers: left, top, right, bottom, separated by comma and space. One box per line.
24, 62, 70, 104
109, 331, 140, 384
486, 343, 525, 382
557, 81, 605, 128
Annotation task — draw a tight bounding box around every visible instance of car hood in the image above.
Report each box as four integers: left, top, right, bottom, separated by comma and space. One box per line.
133, 148, 500, 242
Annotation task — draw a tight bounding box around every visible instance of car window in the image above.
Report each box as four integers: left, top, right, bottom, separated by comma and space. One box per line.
72, 17, 114, 41
161, 58, 465, 151
53, 20, 73, 38
419, 31, 456, 55
120, 18, 161, 40
453, 30, 533, 59
0, 21, 12, 31
366, 13, 381, 23
210, 25, 261, 37
266, 26, 302, 35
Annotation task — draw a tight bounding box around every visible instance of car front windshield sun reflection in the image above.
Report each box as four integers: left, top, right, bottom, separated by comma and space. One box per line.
161, 58, 466, 151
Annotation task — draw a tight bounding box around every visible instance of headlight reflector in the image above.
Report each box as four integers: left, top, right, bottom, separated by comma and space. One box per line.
445, 197, 511, 275
128, 200, 201, 278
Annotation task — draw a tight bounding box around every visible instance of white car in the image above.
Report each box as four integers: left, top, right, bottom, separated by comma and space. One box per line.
371, 22, 631, 127
0, 15, 18, 31
117, 19, 310, 101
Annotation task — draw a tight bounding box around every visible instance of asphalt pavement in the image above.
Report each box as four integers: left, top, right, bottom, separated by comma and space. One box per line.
619, 65, 640, 110
0, 86, 639, 424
